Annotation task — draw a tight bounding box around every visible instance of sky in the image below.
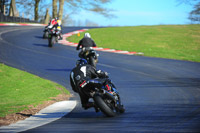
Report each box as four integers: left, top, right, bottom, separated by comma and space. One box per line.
71, 0, 196, 26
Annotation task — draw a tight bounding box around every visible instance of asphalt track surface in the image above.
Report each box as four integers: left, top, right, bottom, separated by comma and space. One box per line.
0, 26, 200, 132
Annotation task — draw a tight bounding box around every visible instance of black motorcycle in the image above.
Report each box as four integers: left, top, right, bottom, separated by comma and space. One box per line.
79, 47, 99, 67
43, 26, 49, 39
80, 77, 125, 117
48, 27, 61, 47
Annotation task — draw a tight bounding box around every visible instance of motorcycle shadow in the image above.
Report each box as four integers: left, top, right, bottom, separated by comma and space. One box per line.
33, 43, 49, 47
46, 68, 72, 72
66, 111, 109, 118
66, 107, 124, 119
35, 36, 44, 39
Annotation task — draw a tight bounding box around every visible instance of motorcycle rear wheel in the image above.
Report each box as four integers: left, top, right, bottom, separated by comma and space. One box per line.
93, 95, 116, 117
43, 31, 48, 39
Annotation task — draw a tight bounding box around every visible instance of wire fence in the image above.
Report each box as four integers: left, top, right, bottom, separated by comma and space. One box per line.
0, 13, 38, 23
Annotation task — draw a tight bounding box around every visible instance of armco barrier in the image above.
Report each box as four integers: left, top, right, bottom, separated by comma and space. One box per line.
0, 13, 38, 23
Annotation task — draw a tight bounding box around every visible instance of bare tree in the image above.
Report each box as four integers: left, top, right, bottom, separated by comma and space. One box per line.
189, 2, 200, 23
177, 0, 200, 23
64, 0, 114, 18
34, 0, 40, 21
0, 0, 5, 14
16, 0, 49, 21
44, 8, 50, 24
14, 0, 114, 24
52, 0, 114, 23
0, 0, 9, 15
59, 0, 114, 25
16, 0, 33, 18
62, 13, 74, 26
52, 0, 57, 18
9, 0, 18, 16
176, 0, 199, 5
85, 19, 99, 26
58, 0, 64, 20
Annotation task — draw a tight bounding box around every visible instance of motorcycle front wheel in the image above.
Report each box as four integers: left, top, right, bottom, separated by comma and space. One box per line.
93, 95, 116, 117
48, 36, 55, 47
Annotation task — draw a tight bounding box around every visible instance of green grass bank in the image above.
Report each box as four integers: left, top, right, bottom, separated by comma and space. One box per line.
68, 24, 200, 62
0, 63, 70, 117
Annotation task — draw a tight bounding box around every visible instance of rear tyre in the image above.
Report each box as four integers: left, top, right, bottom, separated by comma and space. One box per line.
43, 31, 48, 39
93, 95, 116, 117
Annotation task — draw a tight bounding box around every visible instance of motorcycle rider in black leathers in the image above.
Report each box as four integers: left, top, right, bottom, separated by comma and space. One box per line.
76, 33, 97, 58
70, 59, 110, 109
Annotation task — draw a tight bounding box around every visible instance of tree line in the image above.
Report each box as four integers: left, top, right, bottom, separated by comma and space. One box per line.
0, 0, 200, 25
0, 0, 114, 25
177, 0, 200, 23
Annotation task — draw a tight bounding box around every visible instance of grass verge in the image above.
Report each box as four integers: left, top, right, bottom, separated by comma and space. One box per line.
0, 63, 70, 118
68, 24, 200, 62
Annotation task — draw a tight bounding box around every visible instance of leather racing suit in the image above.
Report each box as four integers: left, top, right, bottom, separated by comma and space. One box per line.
70, 64, 108, 109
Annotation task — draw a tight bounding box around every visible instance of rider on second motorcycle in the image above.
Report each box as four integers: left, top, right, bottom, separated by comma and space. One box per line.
48, 18, 63, 40
76, 33, 97, 58
70, 59, 111, 110
47, 18, 58, 29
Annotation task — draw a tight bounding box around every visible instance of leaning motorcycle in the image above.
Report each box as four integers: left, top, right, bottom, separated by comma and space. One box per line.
79, 47, 99, 67
80, 77, 125, 117
48, 26, 62, 47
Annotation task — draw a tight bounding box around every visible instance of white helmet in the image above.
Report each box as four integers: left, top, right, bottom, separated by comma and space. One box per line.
84, 33, 91, 38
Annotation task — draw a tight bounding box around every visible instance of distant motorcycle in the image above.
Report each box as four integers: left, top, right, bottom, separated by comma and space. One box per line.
80, 76, 125, 117
79, 47, 99, 67
48, 26, 62, 47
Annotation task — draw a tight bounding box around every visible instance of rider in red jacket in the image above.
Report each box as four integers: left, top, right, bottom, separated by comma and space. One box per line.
48, 18, 58, 28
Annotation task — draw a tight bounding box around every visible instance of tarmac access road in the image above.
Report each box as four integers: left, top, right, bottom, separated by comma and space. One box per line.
0, 26, 200, 132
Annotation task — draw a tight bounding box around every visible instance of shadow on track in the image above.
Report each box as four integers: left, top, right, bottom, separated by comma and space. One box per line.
46, 68, 72, 72
64, 111, 109, 118
35, 36, 44, 39
33, 43, 48, 47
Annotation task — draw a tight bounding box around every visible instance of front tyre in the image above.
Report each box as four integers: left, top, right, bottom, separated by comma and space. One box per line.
48, 36, 56, 47
93, 95, 116, 117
